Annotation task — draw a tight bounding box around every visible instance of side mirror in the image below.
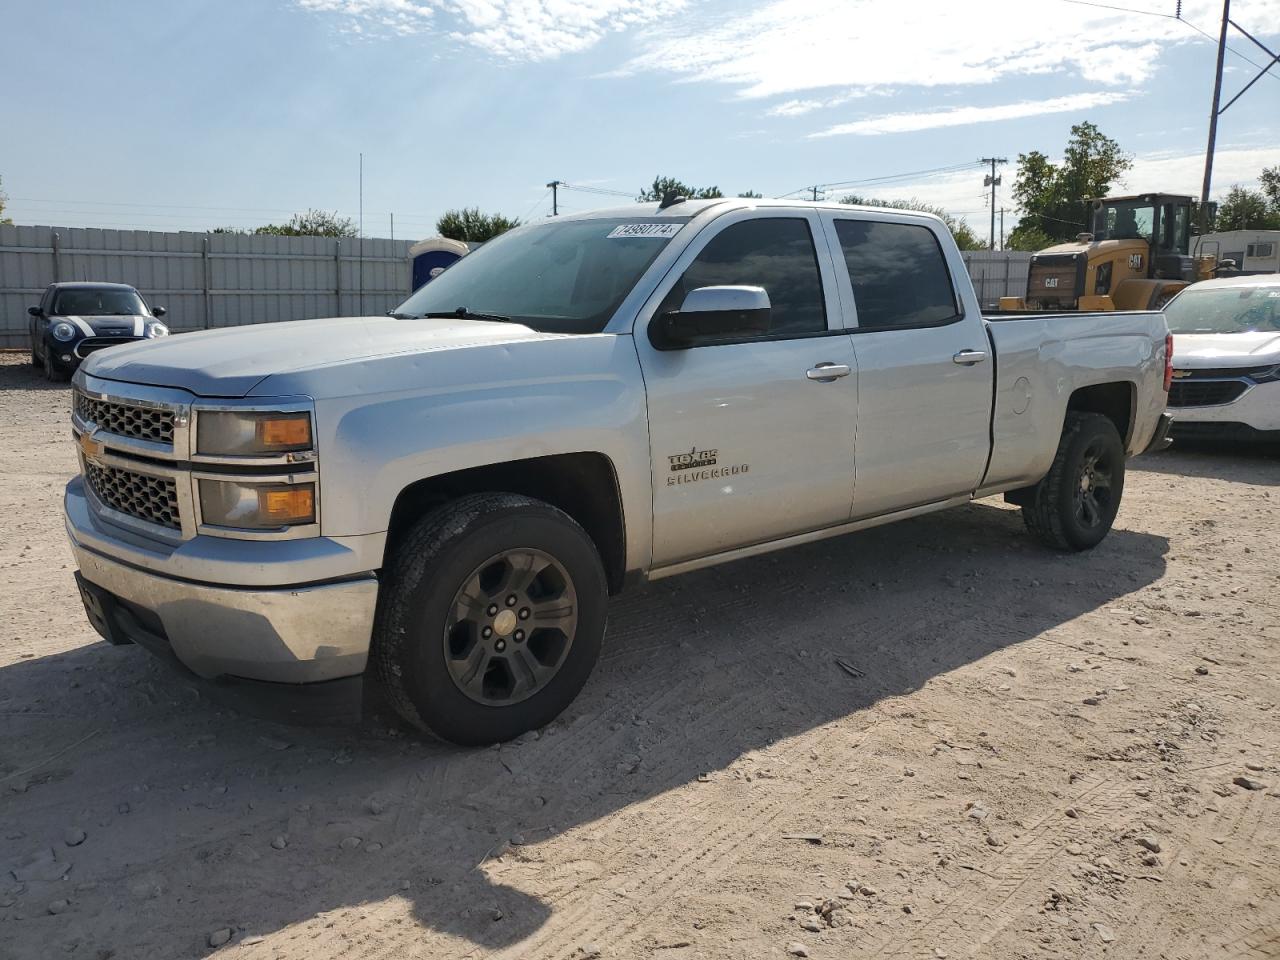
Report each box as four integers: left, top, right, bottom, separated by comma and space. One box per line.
650, 285, 771, 350
152, 305, 167, 317
28, 306, 42, 318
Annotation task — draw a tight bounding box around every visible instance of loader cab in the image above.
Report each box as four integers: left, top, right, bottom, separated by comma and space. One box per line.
1090, 193, 1194, 276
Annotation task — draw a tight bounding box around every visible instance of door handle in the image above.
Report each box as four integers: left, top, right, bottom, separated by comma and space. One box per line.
952, 350, 988, 365
806, 362, 852, 382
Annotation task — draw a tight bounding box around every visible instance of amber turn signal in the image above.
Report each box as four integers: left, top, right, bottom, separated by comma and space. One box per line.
256, 414, 312, 450
258, 485, 315, 524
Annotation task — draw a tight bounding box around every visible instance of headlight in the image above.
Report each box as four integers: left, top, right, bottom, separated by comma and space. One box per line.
52, 321, 76, 341
199, 480, 316, 529
196, 411, 313, 456
145, 321, 169, 338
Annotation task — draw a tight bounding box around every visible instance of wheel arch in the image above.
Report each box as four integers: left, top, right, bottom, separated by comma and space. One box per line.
384, 452, 629, 595
1066, 381, 1135, 447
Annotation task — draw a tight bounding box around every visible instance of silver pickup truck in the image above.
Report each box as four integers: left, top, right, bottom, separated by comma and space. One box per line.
65, 199, 1173, 744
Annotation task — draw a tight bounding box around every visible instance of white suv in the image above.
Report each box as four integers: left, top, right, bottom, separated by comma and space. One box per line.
1165, 274, 1280, 444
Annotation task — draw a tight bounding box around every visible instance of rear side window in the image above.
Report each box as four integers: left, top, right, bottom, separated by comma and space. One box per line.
660, 218, 826, 338
834, 220, 960, 329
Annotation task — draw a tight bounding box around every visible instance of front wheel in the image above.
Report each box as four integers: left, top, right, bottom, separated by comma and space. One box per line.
373, 493, 607, 745
1022, 412, 1125, 551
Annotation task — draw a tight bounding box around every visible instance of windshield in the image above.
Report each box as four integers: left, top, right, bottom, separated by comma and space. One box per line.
1096, 202, 1155, 243
53, 288, 147, 316
1164, 285, 1280, 334
392, 217, 690, 334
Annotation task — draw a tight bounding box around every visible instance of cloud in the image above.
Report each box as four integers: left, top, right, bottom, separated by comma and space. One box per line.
621, 0, 1280, 99
810, 91, 1133, 138
297, 0, 686, 60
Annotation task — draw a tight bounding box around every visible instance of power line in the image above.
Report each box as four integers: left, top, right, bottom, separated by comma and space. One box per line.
520, 188, 553, 222
558, 182, 635, 198
775, 161, 987, 200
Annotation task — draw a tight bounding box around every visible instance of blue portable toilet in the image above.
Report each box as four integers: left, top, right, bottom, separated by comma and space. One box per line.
408, 237, 471, 292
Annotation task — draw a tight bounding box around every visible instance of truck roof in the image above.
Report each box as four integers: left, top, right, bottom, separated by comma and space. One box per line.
554, 197, 948, 224
47, 281, 140, 291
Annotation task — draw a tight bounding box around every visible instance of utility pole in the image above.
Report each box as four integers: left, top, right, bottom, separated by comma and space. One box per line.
1200, 0, 1230, 235
999, 207, 1006, 251
1198, 0, 1279, 235
389, 212, 394, 241
980, 157, 1007, 250
811, 186, 821, 202
546, 180, 562, 216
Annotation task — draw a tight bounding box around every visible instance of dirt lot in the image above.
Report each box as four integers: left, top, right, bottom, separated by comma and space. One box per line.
1, 351, 1278, 960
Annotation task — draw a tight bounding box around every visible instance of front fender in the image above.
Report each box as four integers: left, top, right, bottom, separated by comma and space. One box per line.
308, 335, 653, 573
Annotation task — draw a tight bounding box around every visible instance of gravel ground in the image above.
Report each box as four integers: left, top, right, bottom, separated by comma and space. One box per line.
1, 350, 1278, 960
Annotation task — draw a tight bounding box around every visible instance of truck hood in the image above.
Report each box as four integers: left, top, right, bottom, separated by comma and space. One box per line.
1171, 331, 1280, 369
81, 315, 557, 397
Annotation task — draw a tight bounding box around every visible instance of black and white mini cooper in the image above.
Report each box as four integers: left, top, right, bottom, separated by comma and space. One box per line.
28, 281, 169, 381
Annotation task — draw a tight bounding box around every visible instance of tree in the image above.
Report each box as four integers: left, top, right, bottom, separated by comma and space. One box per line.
1009, 122, 1132, 244
737, 190, 763, 199
839, 195, 986, 251
637, 176, 724, 202
1215, 185, 1280, 231
253, 208, 356, 237
1006, 224, 1055, 252
0, 176, 11, 226
435, 207, 520, 243
1258, 165, 1279, 214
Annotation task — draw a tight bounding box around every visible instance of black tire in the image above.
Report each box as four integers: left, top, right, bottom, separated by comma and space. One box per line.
45, 355, 65, 382
373, 492, 607, 746
1022, 412, 1125, 551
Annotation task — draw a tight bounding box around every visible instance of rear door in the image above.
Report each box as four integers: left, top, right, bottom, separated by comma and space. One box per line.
635, 209, 859, 566
820, 212, 994, 519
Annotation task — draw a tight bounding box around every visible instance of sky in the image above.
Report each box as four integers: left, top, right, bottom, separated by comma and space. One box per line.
2, 0, 1278, 243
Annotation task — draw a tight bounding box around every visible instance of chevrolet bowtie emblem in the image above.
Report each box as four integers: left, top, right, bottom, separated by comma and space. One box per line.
79, 432, 103, 460
1171, 369, 1192, 379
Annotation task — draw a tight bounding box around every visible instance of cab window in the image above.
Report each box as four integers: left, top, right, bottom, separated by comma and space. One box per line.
658, 218, 827, 339
833, 220, 960, 329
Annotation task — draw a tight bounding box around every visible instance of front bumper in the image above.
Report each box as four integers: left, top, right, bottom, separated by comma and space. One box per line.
1169, 379, 1280, 433
66, 478, 379, 706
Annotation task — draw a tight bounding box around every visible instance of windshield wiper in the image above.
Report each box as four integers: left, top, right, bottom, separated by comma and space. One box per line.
386, 311, 416, 319
418, 307, 513, 324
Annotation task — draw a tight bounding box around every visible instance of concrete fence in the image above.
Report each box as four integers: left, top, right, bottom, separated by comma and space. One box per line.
2, 223, 1036, 348
0, 224, 414, 348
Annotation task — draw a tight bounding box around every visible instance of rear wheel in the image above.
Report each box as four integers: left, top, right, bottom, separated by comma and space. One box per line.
1022, 412, 1125, 551
373, 493, 607, 745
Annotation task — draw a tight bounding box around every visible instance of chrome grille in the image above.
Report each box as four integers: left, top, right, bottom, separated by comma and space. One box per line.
1168, 380, 1249, 408
84, 461, 181, 530
74, 390, 174, 444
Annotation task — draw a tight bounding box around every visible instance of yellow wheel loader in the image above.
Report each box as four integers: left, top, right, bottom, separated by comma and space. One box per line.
1000, 193, 1219, 312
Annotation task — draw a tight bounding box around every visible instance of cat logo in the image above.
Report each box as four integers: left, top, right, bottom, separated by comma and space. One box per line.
1128, 253, 1144, 270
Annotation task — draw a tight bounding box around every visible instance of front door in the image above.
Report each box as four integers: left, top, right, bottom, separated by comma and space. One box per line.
635, 209, 859, 567
819, 212, 994, 519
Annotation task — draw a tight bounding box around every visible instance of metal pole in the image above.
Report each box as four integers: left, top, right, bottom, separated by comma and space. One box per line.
1199, 0, 1230, 235
202, 234, 211, 329
358, 152, 364, 316
390, 212, 394, 241
546, 180, 560, 216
